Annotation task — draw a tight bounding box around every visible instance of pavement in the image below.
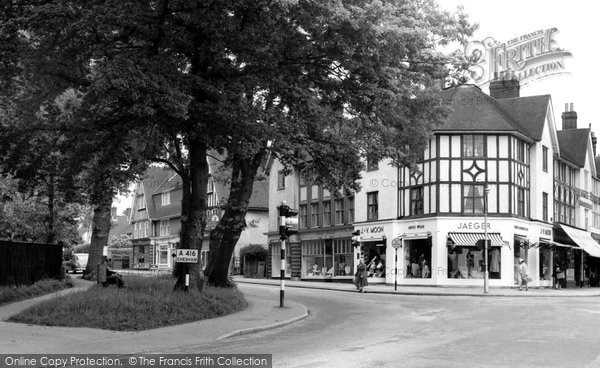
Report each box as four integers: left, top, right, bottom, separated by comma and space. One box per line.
0, 277, 309, 354
232, 276, 600, 297
2, 274, 600, 354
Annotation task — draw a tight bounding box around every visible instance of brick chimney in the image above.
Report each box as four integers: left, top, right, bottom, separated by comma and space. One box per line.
489, 70, 520, 99
562, 103, 577, 130
592, 130, 597, 156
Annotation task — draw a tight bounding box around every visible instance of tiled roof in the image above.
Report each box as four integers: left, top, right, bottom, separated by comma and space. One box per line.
153, 172, 182, 194
141, 166, 172, 219
557, 129, 590, 167
496, 95, 551, 141
438, 85, 549, 141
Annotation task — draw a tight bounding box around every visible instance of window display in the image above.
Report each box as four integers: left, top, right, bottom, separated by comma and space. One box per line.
539, 246, 552, 280
447, 246, 501, 279
361, 241, 386, 278
301, 238, 353, 277
404, 238, 431, 278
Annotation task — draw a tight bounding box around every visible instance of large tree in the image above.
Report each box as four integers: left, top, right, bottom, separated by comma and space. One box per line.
0, 0, 475, 288
200, 0, 476, 286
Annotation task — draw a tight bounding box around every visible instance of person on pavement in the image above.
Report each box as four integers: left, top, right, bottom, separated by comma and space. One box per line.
518, 258, 529, 291
354, 256, 369, 292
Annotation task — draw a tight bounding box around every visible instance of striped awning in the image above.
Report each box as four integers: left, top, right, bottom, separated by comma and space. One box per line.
447, 232, 509, 247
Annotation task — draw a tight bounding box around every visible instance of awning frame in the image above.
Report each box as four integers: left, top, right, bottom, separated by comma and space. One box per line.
447, 232, 509, 247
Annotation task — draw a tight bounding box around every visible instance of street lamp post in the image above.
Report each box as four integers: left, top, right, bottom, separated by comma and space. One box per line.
484, 184, 490, 294
391, 237, 402, 291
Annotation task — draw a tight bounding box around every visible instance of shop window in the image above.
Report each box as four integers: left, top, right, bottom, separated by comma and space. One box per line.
367, 192, 378, 220
158, 246, 168, 264
361, 240, 386, 278
447, 245, 501, 279
410, 187, 424, 215
463, 135, 484, 157
404, 238, 431, 278
539, 246, 552, 280
513, 236, 529, 285
302, 239, 353, 278
463, 185, 485, 214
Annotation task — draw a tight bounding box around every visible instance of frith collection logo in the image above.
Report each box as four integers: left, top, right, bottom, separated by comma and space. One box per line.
465, 28, 572, 86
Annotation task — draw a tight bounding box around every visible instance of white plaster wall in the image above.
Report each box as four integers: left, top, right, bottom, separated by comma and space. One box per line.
355, 158, 398, 223
530, 115, 556, 222
268, 160, 299, 235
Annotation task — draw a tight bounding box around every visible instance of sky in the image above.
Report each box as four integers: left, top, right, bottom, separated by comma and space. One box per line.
113, 1, 597, 215
440, 0, 597, 130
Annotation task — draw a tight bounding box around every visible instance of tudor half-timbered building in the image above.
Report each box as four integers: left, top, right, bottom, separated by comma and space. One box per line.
269, 73, 600, 288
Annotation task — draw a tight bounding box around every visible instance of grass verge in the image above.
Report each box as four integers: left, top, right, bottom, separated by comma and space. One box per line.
8, 275, 247, 331
0, 278, 73, 306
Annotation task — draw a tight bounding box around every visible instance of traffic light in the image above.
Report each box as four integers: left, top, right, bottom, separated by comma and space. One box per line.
351, 230, 361, 247
278, 202, 299, 238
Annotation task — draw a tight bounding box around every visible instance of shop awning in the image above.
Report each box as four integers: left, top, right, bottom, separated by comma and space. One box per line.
447, 232, 509, 247
558, 224, 600, 258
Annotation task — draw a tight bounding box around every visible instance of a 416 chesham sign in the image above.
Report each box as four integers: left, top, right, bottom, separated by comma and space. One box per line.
465, 28, 572, 86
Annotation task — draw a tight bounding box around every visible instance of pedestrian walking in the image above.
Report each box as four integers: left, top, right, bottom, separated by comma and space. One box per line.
554, 265, 565, 289
354, 257, 369, 292
518, 258, 529, 291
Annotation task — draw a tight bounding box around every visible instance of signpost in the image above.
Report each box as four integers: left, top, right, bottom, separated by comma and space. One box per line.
174, 249, 198, 292
391, 238, 402, 291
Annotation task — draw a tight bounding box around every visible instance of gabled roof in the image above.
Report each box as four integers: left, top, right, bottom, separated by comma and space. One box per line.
496, 95, 551, 141
153, 172, 182, 194
557, 129, 590, 167
439, 85, 549, 142
140, 166, 173, 219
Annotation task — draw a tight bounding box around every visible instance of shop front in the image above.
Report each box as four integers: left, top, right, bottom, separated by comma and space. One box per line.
354, 221, 393, 284
300, 237, 353, 281
554, 224, 600, 288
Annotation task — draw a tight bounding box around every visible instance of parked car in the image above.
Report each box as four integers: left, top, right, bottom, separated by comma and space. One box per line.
67, 253, 89, 273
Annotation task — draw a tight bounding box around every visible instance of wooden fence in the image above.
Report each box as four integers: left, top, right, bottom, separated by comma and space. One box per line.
0, 240, 62, 286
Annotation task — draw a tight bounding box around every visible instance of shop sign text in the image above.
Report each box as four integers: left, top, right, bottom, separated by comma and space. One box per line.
457, 222, 491, 230
360, 226, 385, 234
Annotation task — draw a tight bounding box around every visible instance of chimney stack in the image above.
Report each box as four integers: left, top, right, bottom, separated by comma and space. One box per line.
489, 70, 520, 99
592, 129, 597, 156
561, 103, 577, 130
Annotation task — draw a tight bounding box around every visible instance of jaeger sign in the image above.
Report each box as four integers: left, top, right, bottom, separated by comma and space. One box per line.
465, 28, 572, 86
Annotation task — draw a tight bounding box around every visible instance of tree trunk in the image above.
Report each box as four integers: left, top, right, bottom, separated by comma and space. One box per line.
206, 151, 264, 287
46, 171, 55, 244
174, 138, 208, 291
84, 192, 112, 278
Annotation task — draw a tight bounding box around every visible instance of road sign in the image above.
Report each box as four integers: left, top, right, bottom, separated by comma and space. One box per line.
175, 249, 198, 263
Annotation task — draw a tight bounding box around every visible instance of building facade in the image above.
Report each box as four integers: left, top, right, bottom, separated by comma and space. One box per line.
129, 159, 269, 273
268, 74, 600, 288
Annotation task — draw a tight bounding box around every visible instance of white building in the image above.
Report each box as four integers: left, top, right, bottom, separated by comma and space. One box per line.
268, 74, 600, 288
